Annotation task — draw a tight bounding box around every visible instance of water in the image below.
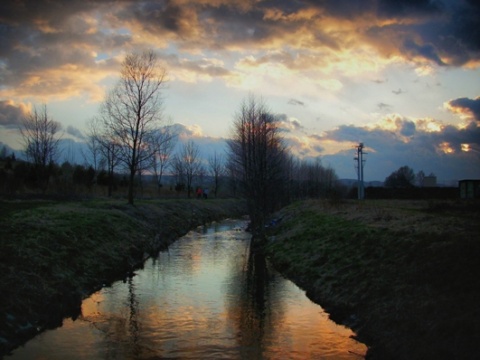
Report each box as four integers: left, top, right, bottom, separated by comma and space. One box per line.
8, 219, 366, 359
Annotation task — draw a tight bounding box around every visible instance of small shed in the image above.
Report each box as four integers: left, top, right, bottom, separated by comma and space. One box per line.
459, 179, 480, 199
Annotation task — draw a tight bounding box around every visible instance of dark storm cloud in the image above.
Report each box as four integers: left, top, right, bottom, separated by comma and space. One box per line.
199, 3, 303, 48
447, 97, 480, 121
0, 0, 130, 97
118, 0, 199, 37
295, 0, 478, 65
403, 39, 445, 65
450, 0, 480, 53
400, 120, 416, 137
369, 0, 480, 65
0, 0, 479, 101
377, 0, 444, 18
0, 101, 29, 127
320, 118, 480, 180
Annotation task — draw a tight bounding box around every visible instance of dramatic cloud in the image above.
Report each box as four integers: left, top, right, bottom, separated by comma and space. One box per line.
1, 0, 478, 102
0, 101, 30, 127
446, 97, 480, 121
268, 108, 478, 181
0, 0, 478, 183
317, 117, 480, 181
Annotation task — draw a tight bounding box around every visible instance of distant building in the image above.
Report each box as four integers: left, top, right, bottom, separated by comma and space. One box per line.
459, 179, 480, 199
423, 175, 437, 187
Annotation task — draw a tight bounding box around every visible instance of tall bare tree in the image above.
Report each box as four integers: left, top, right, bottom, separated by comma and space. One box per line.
227, 95, 286, 243
150, 126, 177, 190
20, 104, 62, 191
84, 117, 121, 197
173, 140, 203, 198
103, 49, 167, 204
83, 118, 102, 173
208, 151, 225, 198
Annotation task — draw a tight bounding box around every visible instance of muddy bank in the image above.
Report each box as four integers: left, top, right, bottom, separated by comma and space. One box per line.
0, 198, 246, 357
265, 199, 480, 360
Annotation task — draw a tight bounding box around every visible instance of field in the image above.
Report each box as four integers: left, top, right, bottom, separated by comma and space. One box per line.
266, 199, 480, 360
2, 196, 479, 359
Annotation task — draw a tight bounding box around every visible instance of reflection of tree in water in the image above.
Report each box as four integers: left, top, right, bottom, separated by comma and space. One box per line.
227, 241, 286, 359
126, 276, 140, 358
103, 277, 141, 358
78, 277, 141, 359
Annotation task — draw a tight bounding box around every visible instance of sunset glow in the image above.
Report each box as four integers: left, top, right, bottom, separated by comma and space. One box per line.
0, 0, 479, 181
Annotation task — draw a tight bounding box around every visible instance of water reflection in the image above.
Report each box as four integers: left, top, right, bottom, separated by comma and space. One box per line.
8, 219, 366, 359
233, 246, 271, 359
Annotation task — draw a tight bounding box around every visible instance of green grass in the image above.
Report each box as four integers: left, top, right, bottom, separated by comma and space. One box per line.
0, 198, 246, 356
265, 199, 480, 360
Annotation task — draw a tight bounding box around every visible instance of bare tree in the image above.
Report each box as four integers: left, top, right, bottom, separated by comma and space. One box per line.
83, 118, 102, 173
84, 117, 121, 197
416, 170, 425, 187
227, 95, 286, 242
172, 155, 186, 193
226, 159, 240, 197
0, 145, 8, 160
284, 157, 338, 199
20, 104, 62, 191
208, 151, 225, 198
100, 138, 122, 197
102, 49, 167, 204
173, 140, 203, 198
150, 126, 177, 191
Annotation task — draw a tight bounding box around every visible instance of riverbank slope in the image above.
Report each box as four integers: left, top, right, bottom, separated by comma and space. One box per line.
266, 199, 480, 359
0, 198, 246, 357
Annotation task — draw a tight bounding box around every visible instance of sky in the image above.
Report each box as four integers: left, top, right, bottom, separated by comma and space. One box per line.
1, 0, 479, 183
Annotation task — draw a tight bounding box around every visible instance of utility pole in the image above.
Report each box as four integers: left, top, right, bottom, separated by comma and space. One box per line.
354, 143, 366, 199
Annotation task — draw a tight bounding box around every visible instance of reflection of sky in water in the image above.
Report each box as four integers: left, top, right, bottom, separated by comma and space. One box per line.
8, 219, 366, 359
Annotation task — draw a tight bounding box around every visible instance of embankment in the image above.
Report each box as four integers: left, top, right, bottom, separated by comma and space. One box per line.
266, 199, 480, 360
0, 198, 246, 357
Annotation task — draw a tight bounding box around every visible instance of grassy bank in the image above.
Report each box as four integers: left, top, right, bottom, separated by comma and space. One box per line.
0, 198, 246, 357
266, 199, 480, 360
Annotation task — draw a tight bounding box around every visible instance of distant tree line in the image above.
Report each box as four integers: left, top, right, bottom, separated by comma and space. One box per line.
383, 165, 438, 188
0, 159, 95, 196
341, 165, 455, 199
1, 51, 342, 218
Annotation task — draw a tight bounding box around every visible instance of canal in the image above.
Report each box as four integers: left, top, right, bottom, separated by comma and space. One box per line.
8, 218, 366, 359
